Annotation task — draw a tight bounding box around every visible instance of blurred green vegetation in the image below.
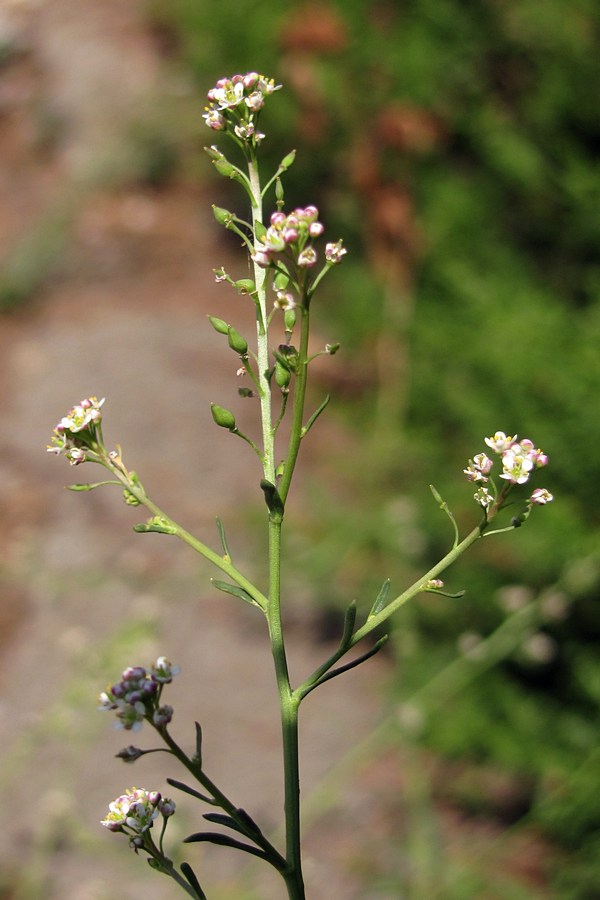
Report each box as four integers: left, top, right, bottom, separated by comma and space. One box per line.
145, 0, 600, 892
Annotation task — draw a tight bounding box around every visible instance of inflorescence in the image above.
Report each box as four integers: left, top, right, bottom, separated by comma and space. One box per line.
203, 72, 281, 145
98, 657, 180, 732
464, 431, 553, 510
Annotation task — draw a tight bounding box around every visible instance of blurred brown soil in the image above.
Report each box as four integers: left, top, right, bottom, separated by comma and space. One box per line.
0, 3, 554, 899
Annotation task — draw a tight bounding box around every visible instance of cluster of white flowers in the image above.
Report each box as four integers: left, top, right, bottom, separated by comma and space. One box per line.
46, 396, 105, 465
465, 431, 553, 510
203, 72, 281, 144
98, 657, 180, 732
101, 787, 175, 840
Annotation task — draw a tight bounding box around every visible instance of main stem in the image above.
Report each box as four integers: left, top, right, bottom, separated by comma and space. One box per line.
248, 152, 305, 898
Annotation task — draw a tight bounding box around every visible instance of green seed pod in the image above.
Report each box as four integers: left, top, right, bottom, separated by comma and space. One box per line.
279, 149, 296, 171
227, 326, 248, 355
208, 315, 230, 335
234, 279, 256, 295
274, 270, 290, 291
284, 309, 297, 333
254, 221, 267, 241
213, 158, 236, 178
210, 403, 236, 431
275, 360, 291, 388
212, 205, 233, 226
275, 177, 284, 204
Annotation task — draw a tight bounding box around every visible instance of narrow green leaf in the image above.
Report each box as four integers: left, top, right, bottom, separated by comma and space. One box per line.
339, 600, 357, 649
166, 778, 214, 805
194, 721, 203, 769
183, 832, 268, 861
301, 394, 330, 437
211, 579, 258, 607
67, 480, 119, 491
203, 813, 247, 836
215, 518, 231, 561
369, 579, 391, 618
180, 862, 206, 900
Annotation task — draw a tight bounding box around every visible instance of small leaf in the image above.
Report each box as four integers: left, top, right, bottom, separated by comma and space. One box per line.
215, 518, 231, 560
260, 480, 284, 522
211, 579, 258, 607
194, 721, 203, 769
369, 579, 391, 618
301, 395, 330, 437
203, 813, 247, 836
166, 778, 214, 805
339, 600, 357, 649
183, 832, 268, 861
180, 862, 206, 900
67, 480, 120, 491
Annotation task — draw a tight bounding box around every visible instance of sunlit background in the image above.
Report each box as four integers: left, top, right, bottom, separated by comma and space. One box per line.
2, 1, 599, 897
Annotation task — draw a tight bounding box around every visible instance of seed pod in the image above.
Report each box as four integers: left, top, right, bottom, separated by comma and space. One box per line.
227, 327, 248, 355
208, 315, 230, 335
210, 403, 236, 431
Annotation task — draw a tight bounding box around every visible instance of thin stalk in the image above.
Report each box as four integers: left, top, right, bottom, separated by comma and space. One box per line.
278, 305, 310, 505
247, 152, 275, 482
103, 460, 268, 611
267, 517, 305, 899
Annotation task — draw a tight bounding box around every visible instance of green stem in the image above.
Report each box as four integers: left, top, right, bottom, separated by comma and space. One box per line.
104, 461, 268, 611
247, 152, 275, 483
278, 305, 310, 505
267, 518, 305, 899
350, 522, 485, 647
160, 727, 287, 871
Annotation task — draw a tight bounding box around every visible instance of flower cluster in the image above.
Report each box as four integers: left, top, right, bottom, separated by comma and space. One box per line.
252, 206, 347, 278
98, 657, 179, 732
465, 431, 553, 509
203, 72, 281, 144
47, 396, 105, 465
101, 788, 175, 840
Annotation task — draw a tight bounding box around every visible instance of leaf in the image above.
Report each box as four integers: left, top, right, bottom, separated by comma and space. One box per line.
67, 480, 120, 491
211, 579, 258, 607
183, 832, 268, 861
166, 778, 214, 805
215, 517, 231, 561
203, 813, 248, 836
339, 600, 357, 649
180, 862, 206, 900
369, 579, 391, 618
194, 721, 203, 769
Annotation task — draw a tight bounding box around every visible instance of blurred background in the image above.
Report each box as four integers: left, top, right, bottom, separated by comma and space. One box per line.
1, 0, 599, 897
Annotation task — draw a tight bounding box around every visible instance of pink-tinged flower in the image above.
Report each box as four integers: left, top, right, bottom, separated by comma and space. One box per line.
101, 788, 161, 834
298, 247, 318, 267
274, 290, 296, 311
203, 109, 225, 130
464, 463, 487, 483
530, 488, 553, 505
485, 431, 516, 453
473, 452, 493, 475
325, 240, 347, 264
499, 450, 534, 484
152, 656, 180, 683
245, 91, 264, 111
474, 486, 494, 508
152, 704, 173, 727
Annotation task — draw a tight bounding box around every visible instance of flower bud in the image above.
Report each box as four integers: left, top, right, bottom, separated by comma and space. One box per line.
227, 326, 248, 354
211, 403, 236, 431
